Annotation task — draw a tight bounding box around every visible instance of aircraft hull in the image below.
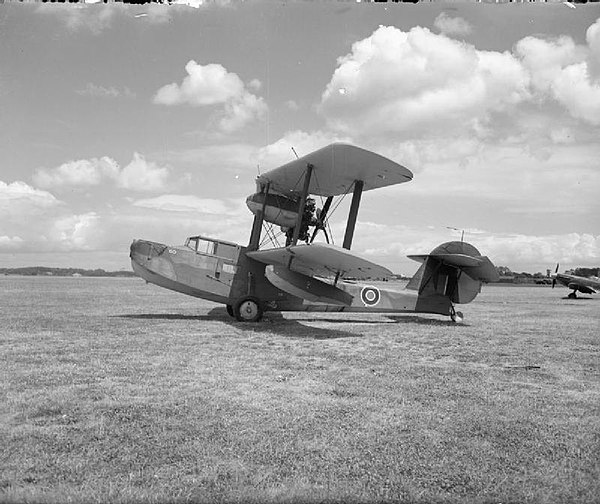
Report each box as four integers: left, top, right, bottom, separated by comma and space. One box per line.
131, 260, 231, 305
131, 239, 455, 318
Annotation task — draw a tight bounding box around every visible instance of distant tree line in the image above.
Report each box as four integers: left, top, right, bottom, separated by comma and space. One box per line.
0, 267, 136, 277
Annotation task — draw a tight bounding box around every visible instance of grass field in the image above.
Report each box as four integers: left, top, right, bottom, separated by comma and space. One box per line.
1, 276, 599, 503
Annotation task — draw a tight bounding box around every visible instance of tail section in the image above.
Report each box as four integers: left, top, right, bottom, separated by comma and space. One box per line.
407, 241, 498, 317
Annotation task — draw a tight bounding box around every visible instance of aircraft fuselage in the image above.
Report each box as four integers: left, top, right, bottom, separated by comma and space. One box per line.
129, 236, 453, 317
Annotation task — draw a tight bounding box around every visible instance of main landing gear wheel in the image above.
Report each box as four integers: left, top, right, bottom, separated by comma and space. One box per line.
233, 296, 263, 322
450, 307, 464, 323
568, 292, 577, 299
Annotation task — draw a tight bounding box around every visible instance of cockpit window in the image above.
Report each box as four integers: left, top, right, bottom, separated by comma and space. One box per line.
185, 236, 239, 261
185, 237, 199, 251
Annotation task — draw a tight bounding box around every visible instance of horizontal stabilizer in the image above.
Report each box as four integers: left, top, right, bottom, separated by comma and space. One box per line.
247, 243, 392, 280
408, 253, 483, 268
409, 246, 499, 284
256, 143, 413, 197
463, 257, 500, 283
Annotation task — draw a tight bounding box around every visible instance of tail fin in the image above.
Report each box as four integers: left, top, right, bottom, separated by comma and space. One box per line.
407, 241, 499, 306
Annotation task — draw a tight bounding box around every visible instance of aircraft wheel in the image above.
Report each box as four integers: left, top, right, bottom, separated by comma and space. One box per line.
568, 292, 577, 299
226, 304, 234, 317
450, 309, 464, 323
234, 296, 263, 322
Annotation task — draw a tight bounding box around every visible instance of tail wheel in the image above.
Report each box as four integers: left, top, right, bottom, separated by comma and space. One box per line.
234, 296, 263, 322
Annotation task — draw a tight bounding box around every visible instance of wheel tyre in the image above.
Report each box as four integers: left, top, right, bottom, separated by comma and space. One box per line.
226, 304, 234, 317
234, 296, 263, 322
450, 309, 464, 323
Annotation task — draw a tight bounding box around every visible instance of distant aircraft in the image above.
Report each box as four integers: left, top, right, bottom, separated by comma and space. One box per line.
551, 264, 599, 298
130, 143, 499, 323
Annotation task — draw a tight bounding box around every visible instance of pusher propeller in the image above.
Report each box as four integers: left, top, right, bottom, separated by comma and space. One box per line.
310, 196, 333, 244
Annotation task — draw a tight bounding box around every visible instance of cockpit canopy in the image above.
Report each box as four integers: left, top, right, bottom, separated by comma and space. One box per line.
185, 235, 241, 261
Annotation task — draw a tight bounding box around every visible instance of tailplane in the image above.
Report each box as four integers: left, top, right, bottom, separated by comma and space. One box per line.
407, 241, 498, 319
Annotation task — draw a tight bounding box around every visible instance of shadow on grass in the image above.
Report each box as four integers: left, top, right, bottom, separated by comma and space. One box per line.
560, 296, 596, 301
118, 308, 359, 339
386, 315, 468, 327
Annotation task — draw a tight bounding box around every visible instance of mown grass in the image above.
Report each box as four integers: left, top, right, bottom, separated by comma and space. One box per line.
1, 277, 598, 503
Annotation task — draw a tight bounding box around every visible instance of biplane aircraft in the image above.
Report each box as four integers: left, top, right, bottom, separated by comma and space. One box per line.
130, 143, 499, 323
551, 264, 599, 298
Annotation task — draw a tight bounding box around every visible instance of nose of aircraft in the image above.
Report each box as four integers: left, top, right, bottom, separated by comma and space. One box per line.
130, 239, 167, 261
130, 239, 177, 281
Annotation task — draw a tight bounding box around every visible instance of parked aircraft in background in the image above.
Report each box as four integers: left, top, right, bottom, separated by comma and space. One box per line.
551, 264, 599, 298
130, 143, 498, 323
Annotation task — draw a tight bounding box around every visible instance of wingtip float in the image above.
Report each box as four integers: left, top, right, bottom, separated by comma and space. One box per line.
130, 143, 497, 323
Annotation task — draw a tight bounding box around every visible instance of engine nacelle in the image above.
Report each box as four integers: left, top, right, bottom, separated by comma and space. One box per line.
246, 192, 299, 228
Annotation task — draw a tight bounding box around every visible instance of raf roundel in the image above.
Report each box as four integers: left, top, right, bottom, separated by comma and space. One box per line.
360, 286, 380, 307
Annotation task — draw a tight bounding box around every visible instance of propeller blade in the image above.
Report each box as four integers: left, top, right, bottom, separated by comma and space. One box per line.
552, 278, 556, 289
555, 263, 559, 274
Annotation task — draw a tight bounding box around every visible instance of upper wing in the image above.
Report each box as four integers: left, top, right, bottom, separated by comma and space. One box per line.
247, 243, 393, 280
256, 143, 413, 197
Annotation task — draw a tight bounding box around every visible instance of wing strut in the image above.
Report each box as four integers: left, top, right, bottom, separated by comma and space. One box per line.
248, 182, 270, 251
342, 180, 363, 250
290, 163, 314, 246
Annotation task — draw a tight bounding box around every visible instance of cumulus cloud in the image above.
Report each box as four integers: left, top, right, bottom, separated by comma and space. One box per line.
33, 157, 119, 189
132, 195, 232, 215
116, 153, 170, 191
153, 60, 267, 132
0, 181, 62, 217
318, 18, 600, 142
0, 180, 105, 252
433, 13, 472, 37
319, 26, 530, 138
48, 213, 102, 251
32, 154, 170, 192
515, 18, 600, 126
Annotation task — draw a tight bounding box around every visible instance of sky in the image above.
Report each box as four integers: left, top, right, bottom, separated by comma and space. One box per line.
1, 0, 599, 275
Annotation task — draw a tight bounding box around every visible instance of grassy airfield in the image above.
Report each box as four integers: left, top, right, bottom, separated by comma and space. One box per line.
1, 276, 598, 503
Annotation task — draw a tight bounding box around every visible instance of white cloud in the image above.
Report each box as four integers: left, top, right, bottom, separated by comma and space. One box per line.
49, 213, 101, 251
433, 13, 472, 37
32, 154, 170, 192
515, 19, 600, 126
132, 195, 232, 215
116, 153, 170, 191
319, 26, 530, 139
0, 181, 62, 217
33, 157, 119, 189
153, 60, 267, 132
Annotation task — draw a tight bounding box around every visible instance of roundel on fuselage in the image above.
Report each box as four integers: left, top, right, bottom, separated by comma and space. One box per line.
360, 286, 380, 306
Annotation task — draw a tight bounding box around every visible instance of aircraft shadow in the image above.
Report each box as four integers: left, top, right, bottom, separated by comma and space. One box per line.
208, 308, 358, 339
117, 310, 462, 339
118, 309, 358, 339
